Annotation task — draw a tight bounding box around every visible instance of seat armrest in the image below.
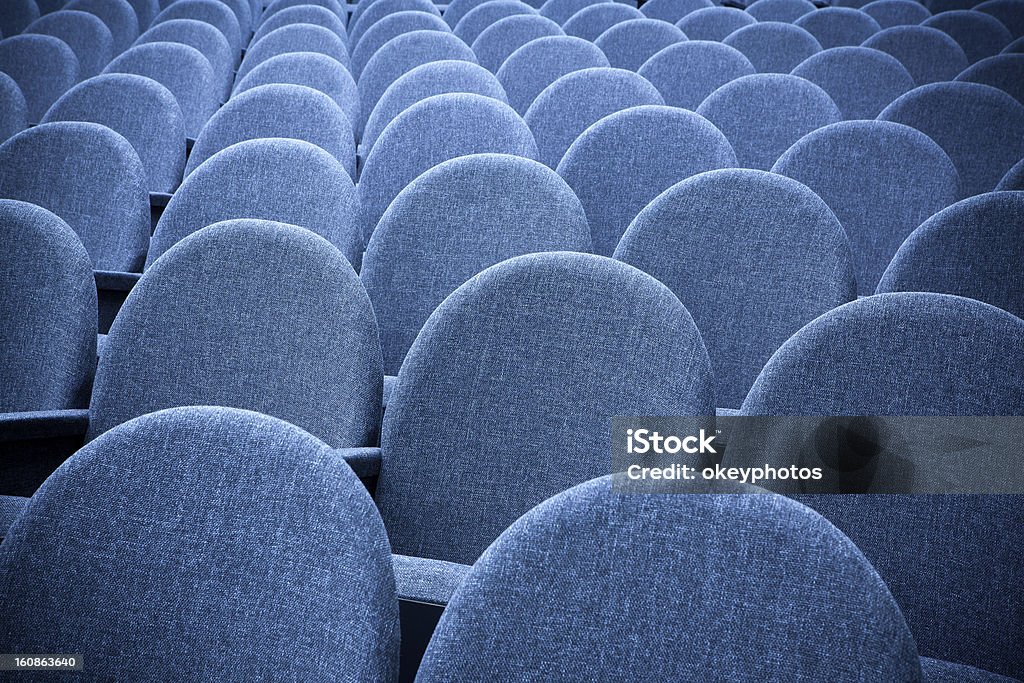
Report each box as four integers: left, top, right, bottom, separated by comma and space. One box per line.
0, 410, 90, 441
382, 375, 397, 408
95, 270, 142, 292
392, 554, 472, 606
333, 447, 381, 478
149, 192, 172, 208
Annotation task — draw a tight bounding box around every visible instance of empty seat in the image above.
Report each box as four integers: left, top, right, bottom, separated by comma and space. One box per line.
43, 74, 186, 195
151, 139, 360, 267
350, 0, 440, 47
454, 0, 537, 46
0, 406, 399, 680
745, 0, 815, 22
25, 11, 113, 79
0, 200, 96, 412
861, 0, 931, 28
792, 46, 914, 120
263, 0, 345, 24
641, 0, 712, 23
638, 40, 754, 110
152, 0, 242, 62
362, 154, 591, 374
104, 42, 216, 139
956, 54, 1024, 105
615, 169, 855, 408
376, 252, 714, 565
557, 105, 736, 256
442, 0, 493, 28
878, 81, 1024, 197
0, 35, 80, 124
923, 10, 1012, 64
252, 4, 347, 43
136, 19, 234, 102
497, 35, 609, 115
524, 67, 662, 168
975, 0, 1024, 39
562, 3, 642, 42
878, 192, 1024, 319
65, 0, 139, 55
795, 7, 880, 48
997, 157, 1024, 189
0, 122, 149, 272
539, 0, 611, 25
594, 18, 687, 71
358, 93, 537, 243
472, 14, 563, 73
696, 73, 840, 170
237, 24, 349, 83
0, 72, 27, 142
0, 0, 39, 36
724, 21, 821, 73
352, 11, 450, 79
773, 120, 959, 294
209, 0, 250, 37
675, 6, 756, 41
363, 60, 507, 155
863, 25, 969, 84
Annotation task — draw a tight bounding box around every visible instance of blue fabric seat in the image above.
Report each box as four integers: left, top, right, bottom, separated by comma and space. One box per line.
638, 40, 754, 110
723, 21, 822, 73
675, 6, 755, 41
975, 0, 1024, 39
615, 169, 855, 408
252, 4, 347, 43
0, 0, 39, 36
696, 73, 841, 170
350, 0, 440, 48
594, 18, 687, 71
922, 10, 1012, 64
126, 0, 159, 31
263, 0, 345, 24
862, 25, 968, 84
442, 0, 493, 28
0, 35, 80, 124
64, 0, 138, 54
1001, 35, 1024, 53
0, 122, 149, 271
791, 46, 914, 120
237, 24, 350, 82
955, 54, 1024, 105
794, 7, 881, 48
362, 153, 592, 374
861, 0, 931, 28
640, 0, 712, 24
25, 10, 113, 79
997, 157, 1024, 189
43, 73, 186, 194
0, 200, 96, 412
152, 0, 242, 63
496, 35, 609, 115
208, 0, 249, 37
0, 406, 399, 680
136, 18, 234, 102
773, 120, 959, 294
0, 72, 27, 142
745, 0, 815, 22
562, 3, 642, 42
878, 81, 1024, 198
453, 0, 537, 46
539, 0, 611, 25
358, 93, 537, 244
472, 14, 563, 73
524, 67, 662, 168
351, 11, 450, 79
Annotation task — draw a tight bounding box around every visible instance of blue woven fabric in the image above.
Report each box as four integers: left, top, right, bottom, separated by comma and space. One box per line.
696, 73, 840, 170
795, 7, 881, 48
675, 6, 755, 41
956, 54, 1024, 105
417, 476, 922, 681
723, 21, 822, 73
773, 120, 959, 294
638, 40, 754, 110
615, 169, 855, 408
922, 10, 1012, 64
90, 222, 383, 446
152, 138, 360, 267
1004, 37, 1024, 53
252, 4, 347, 43
878, 81, 1024, 198
877, 192, 1024, 319
454, 0, 537, 46
557, 105, 735, 256
443, 0, 492, 28
64, 0, 138, 54
0, 200, 96, 412
0, 72, 27, 142
264, 0, 345, 24
0, 406, 399, 680
641, 0, 712, 24
238, 24, 350, 82
352, 11, 450, 79
25, 10, 113, 79
496, 35, 609, 114
0, 0, 39, 35
392, 555, 472, 604
358, 93, 537, 244
136, 19, 234, 101
0, 35, 79, 123
562, 3, 642, 42
44, 73, 186, 194
126, 0, 159, 31
472, 14, 562, 73
351, 0, 440, 47
921, 658, 1020, 682
539, 0, 609, 25
746, 0, 816, 22
595, 18, 687, 71
362, 153, 591, 374
153, 0, 242, 62
861, 0, 931, 28
377, 252, 714, 564
997, 157, 1024, 189
792, 46, 914, 120
525, 67, 662, 168
975, 0, 1023, 38
862, 25, 968, 84
0, 122, 149, 271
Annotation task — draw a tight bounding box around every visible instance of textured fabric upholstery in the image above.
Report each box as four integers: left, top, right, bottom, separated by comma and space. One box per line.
997, 157, 1024, 189
362, 60, 506, 156
745, 0, 816, 22
615, 169, 856, 408
90, 223, 383, 446
263, 0, 344, 23
539, 0, 610, 25
594, 18, 687, 71
562, 3, 642, 42
641, 0, 713, 24
862, 25, 968, 84
0, 406, 399, 680
861, 0, 931, 28
0, 72, 27, 142
358, 93, 537, 243
136, 19, 234, 101
238, 24, 349, 82
417, 476, 922, 681
638, 40, 754, 110
792, 46, 914, 120
675, 6, 756, 41
25, 10, 113, 79
392, 554, 472, 604
252, 4, 347, 43
956, 54, 1024, 105
64, 0, 138, 54
975, 0, 1024, 39
557, 105, 735, 256
472, 14, 562, 73
525, 67, 662, 168
921, 658, 1021, 682
878, 81, 1024, 197
696, 73, 840, 170
44, 74, 186, 194
496, 35, 609, 115
187, 84, 354, 179
126, 0, 159, 31
0, 200, 96, 412
773, 120, 959, 294
0, 122, 149, 271
877, 192, 1024, 319
0, 0, 39, 36
442, 0, 492, 27
352, 11, 450, 79
454, 0, 537, 46
795, 7, 881, 48
0, 35, 79, 123
153, 0, 242, 62
362, 153, 591, 374
351, 0, 440, 48
103, 42, 216, 138
152, 139, 360, 266
923, 10, 1012, 64
376, 252, 715, 564
723, 21, 822, 73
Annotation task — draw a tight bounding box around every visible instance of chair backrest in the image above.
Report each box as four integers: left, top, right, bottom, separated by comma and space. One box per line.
264, 0, 344, 23
696, 73, 840, 170
443, 0, 490, 28
791, 46, 914, 120
0, 122, 149, 271
0, 35, 80, 124
975, 0, 1023, 39
252, 4, 346, 44
376, 252, 715, 564
641, 0, 713, 24
64, 0, 139, 54
25, 10, 113, 79
89, 222, 383, 445
238, 23, 349, 83
152, 0, 242, 60
675, 6, 755, 41
0, 200, 96, 412
745, 0, 815, 22
136, 19, 234, 102
723, 21, 822, 73
417, 476, 922, 682
0, 406, 399, 681
594, 18, 687, 71
351, 0, 440, 47
352, 10, 450, 79
922, 9, 1012, 64
997, 157, 1024, 189
0, 72, 27, 143
0, 0, 39, 36
453, 0, 537, 46
615, 169, 856, 408
794, 7, 881, 48
524, 66, 662, 168
955, 54, 1024, 105
472, 14, 563, 73
773, 120, 959, 294
638, 40, 754, 110
878, 81, 1024, 197
540, 0, 610, 25
861, 0, 931, 28
862, 25, 968, 84
127, 0, 159, 31
496, 35, 609, 115
362, 153, 592, 374
562, 3, 642, 42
